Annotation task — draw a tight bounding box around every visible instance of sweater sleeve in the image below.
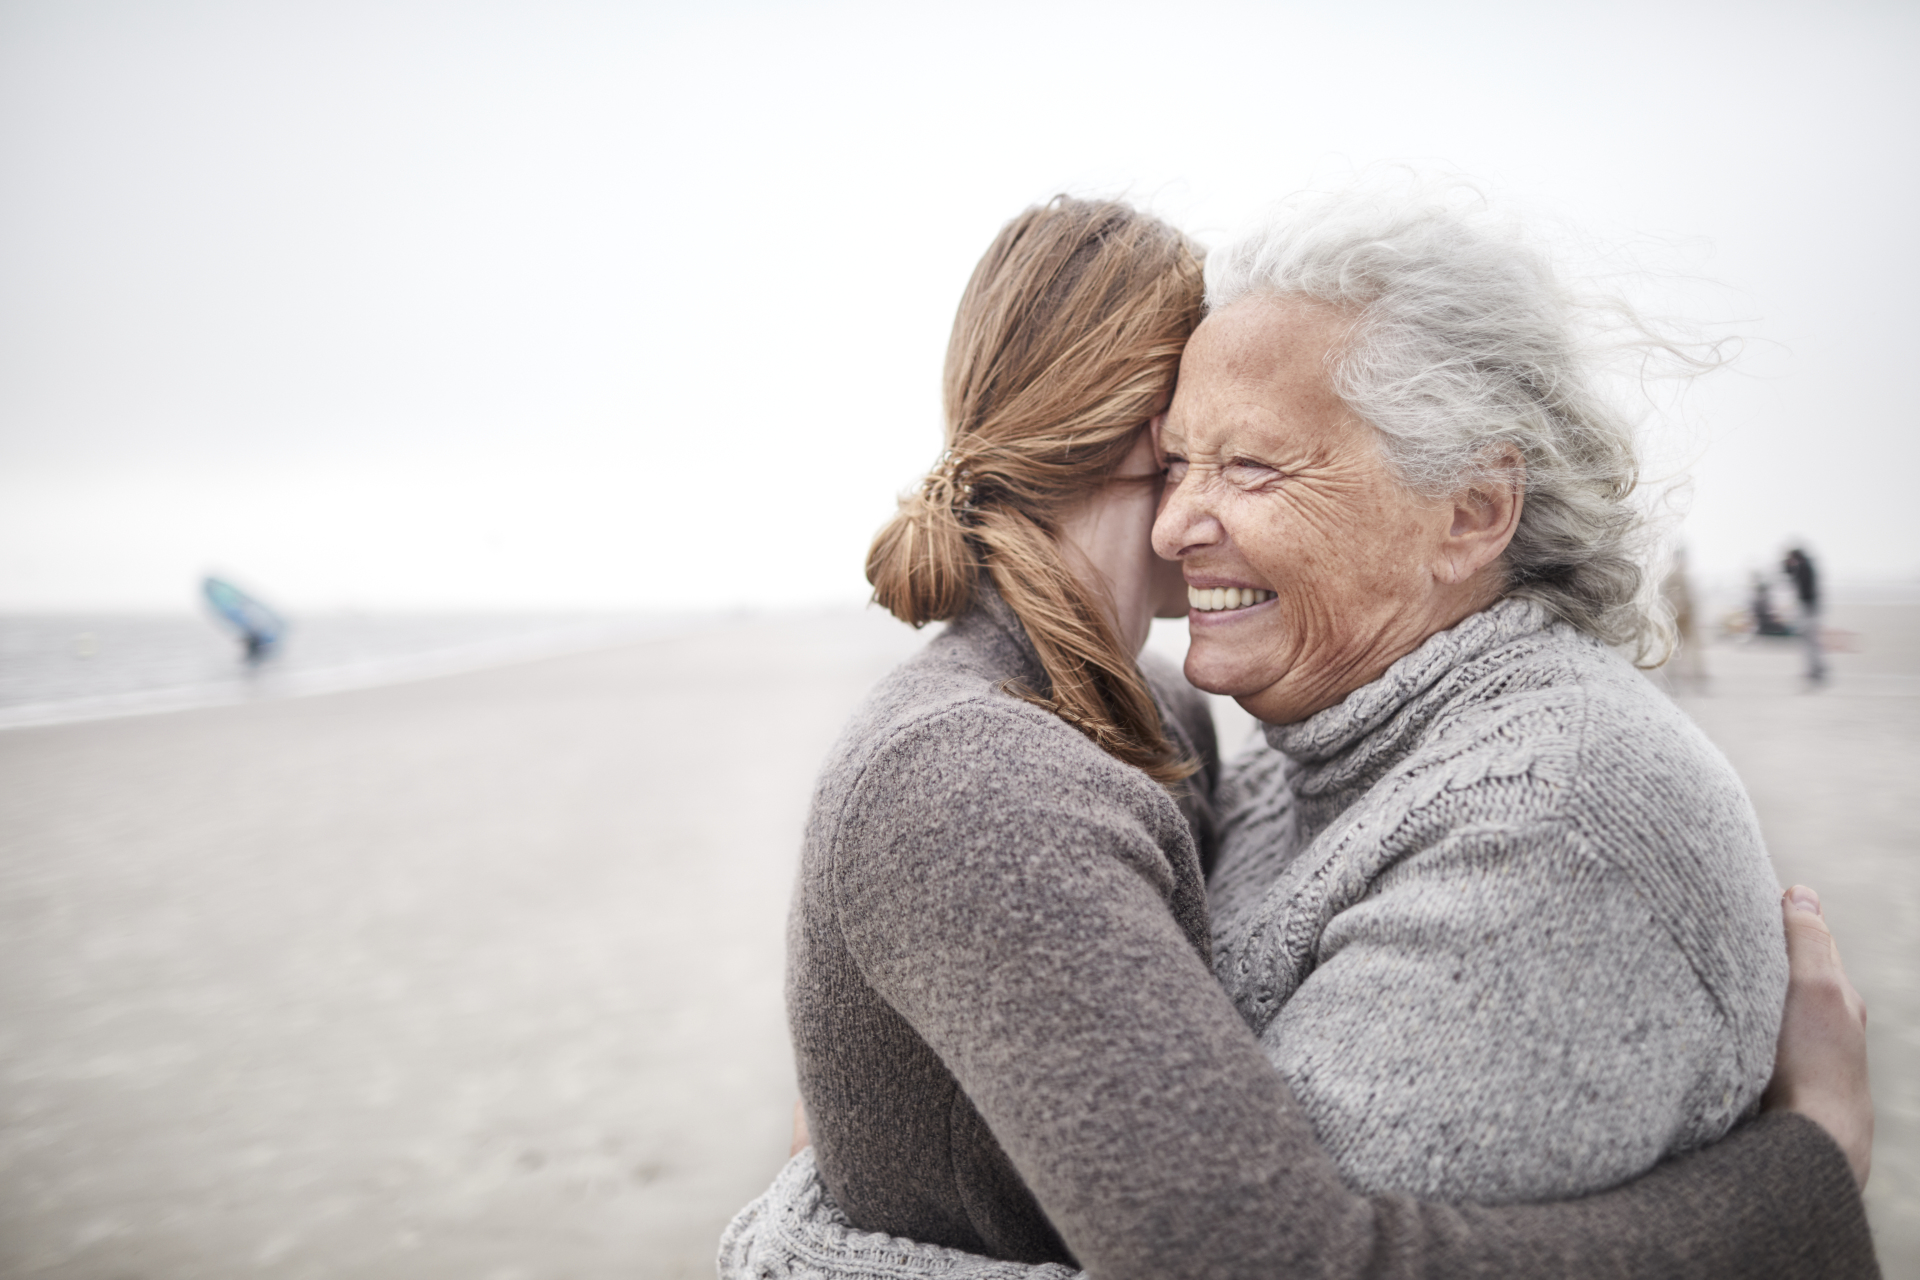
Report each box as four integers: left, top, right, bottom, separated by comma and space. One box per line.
825, 709, 1877, 1279
1262, 813, 1747, 1203
723, 1114, 1876, 1279
833, 706, 1383, 1277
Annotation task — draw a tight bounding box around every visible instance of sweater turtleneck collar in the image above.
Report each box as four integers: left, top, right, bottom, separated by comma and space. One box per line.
945, 576, 1050, 692
1262, 596, 1551, 772
968, 576, 1025, 645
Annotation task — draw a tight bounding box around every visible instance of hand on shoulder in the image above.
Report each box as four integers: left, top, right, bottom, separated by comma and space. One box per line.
1764, 885, 1873, 1188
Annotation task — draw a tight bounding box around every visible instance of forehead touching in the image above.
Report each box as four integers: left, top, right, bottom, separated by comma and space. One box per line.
1163, 295, 1359, 455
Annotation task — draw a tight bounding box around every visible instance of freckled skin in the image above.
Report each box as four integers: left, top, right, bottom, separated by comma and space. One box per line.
1152, 296, 1522, 726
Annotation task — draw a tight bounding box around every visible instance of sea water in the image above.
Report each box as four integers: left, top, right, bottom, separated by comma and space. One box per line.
0, 613, 670, 730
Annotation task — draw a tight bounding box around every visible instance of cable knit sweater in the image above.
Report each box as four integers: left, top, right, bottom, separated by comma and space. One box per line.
729, 594, 1872, 1280
1204, 595, 1786, 1201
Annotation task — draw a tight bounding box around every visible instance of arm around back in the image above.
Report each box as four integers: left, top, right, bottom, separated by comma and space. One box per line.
829, 698, 1379, 1277
816, 707, 1881, 1278
786, 675, 1876, 1277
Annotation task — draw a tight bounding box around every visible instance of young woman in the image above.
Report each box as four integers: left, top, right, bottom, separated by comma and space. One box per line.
726, 198, 1875, 1278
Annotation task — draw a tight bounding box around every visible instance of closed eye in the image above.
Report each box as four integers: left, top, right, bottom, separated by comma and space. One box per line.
1224, 456, 1284, 485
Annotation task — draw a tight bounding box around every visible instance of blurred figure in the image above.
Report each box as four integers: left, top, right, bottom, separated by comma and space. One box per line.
1783, 547, 1827, 683
1661, 545, 1708, 693
201, 576, 285, 664
1749, 571, 1791, 637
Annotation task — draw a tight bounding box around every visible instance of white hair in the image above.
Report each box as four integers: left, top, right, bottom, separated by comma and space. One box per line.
1206, 188, 1693, 660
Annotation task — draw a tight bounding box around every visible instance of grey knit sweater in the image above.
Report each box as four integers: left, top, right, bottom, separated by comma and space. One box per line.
1204, 595, 1788, 1202
743, 590, 1875, 1280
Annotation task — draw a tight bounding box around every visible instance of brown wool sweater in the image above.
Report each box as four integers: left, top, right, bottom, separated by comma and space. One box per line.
760, 588, 1878, 1280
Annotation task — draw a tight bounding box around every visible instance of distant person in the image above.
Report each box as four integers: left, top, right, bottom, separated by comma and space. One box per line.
1751, 570, 1791, 637
1785, 547, 1827, 683
1663, 545, 1708, 693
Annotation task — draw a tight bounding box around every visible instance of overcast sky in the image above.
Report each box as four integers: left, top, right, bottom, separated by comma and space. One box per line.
2, 0, 1915, 611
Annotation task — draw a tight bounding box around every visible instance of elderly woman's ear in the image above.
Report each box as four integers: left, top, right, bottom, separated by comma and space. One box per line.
1434, 448, 1525, 588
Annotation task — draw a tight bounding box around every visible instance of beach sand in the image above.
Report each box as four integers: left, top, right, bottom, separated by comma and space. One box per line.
1667, 602, 1920, 1275
1, 603, 1914, 1278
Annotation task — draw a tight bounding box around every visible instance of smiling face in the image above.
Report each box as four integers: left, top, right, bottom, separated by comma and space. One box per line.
1152, 294, 1516, 725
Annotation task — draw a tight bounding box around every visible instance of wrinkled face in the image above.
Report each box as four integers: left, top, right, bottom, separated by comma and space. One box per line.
1152, 295, 1469, 726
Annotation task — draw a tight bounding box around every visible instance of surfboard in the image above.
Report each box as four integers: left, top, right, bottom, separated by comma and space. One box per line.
202, 577, 285, 657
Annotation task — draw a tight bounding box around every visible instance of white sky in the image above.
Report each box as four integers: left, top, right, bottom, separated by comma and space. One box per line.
2, 0, 1915, 611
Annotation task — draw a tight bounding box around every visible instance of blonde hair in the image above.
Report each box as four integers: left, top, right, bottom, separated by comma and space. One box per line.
866, 197, 1204, 785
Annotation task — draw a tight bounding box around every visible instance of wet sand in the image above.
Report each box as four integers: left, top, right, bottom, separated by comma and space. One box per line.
0, 610, 927, 1279
1, 603, 1914, 1278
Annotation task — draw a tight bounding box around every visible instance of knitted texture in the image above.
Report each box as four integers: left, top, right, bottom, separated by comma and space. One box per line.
753, 592, 1859, 1280
787, 585, 1259, 1273
719, 1150, 1079, 1280
1207, 596, 1787, 1202
719, 1119, 1881, 1279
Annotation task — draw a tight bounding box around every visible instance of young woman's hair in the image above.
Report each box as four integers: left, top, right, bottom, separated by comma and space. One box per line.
866, 196, 1204, 784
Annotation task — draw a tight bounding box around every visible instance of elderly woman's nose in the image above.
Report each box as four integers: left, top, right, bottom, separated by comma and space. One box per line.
1152, 472, 1223, 559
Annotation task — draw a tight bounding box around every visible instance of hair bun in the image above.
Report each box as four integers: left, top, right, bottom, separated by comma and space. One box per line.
866, 485, 977, 627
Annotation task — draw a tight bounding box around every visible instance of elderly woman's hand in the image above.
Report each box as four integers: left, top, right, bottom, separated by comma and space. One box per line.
1763, 885, 1872, 1187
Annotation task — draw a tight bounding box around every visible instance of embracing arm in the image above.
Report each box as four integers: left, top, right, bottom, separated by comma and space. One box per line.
831, 718, 1873, 1279
835, 712, 1336, 1275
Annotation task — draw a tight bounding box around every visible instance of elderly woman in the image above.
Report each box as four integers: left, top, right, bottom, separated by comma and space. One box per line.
1164, 198, 1790, 1202
723, 194, 1876, 1279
